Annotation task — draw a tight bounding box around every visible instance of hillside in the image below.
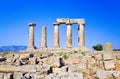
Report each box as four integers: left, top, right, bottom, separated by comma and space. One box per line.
0, 46, 27, 52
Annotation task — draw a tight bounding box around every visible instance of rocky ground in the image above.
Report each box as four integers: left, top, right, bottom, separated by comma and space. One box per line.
0, 49, 120, 79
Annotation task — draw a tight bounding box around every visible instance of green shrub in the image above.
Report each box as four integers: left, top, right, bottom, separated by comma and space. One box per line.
63, 54, 68, 60
92, 44, 103, 51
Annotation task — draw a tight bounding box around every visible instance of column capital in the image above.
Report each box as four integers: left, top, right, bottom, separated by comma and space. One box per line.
78, 22, 85, 25
53, 22, 60, 25
28, 23, 36, 27
66, 22, 72, 25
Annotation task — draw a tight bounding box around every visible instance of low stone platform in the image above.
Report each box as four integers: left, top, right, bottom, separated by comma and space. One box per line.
0, 49, 120, 79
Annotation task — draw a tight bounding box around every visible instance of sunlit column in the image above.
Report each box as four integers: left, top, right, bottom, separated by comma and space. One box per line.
41, 26, 47, 48
78, 23, 85, 48
54, 22, 60, 48
66, 22, 72, 48
27, 23, 36, 50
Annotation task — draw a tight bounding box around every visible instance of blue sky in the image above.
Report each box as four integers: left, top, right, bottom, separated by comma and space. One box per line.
0, 0, 120, 49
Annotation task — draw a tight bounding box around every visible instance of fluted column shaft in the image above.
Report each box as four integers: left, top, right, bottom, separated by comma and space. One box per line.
66, 23, 72, 48
54, 23, 60, 48
28, 23, 36, 50
41, 26, 47, 48
78, 24, 85, 48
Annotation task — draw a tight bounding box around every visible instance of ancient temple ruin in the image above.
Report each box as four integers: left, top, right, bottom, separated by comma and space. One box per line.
27, 18, 87, 51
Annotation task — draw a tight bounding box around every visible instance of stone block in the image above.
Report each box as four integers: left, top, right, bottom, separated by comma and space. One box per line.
19, 53, 34, 59
0, 73, 4, 79
70, 19, 85, 24
72, 58, 80, 64
103, 52, 113, 60
53, 68, 62, 73
4, 73, 13, 79
95, 53, 103, 60
68, 72, 83, 79
29, 57, 37, 65
103, 42, 113, 52
13, 72, 23, 79
56, 18, 69, 23
77, 63, 86, 70
104, 60, 115, 70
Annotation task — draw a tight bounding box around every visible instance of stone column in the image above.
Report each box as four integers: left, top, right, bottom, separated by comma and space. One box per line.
27, 23, 36, 50
78, 23, 85, 48
41, 26, 47, 48
54, 22, 60, 48
66, 22, 72, 48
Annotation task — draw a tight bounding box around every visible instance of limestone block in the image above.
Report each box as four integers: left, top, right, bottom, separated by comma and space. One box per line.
14, 54, 20, 59
104, 60, 115, 70
95, 53, 103, 60
67, 72, 83, 79
19, 53, 34, 59
4, 73, 13, 79
13, 72, 23, 79
0, 73, 4, 79
77, 63, 86, 70
29, 57, 37, 65
57, 18, 69, 23
46, 57, 61, 67
68, 65, 77, 72
96, 70, 113, 79
36, 64, 52, 75
0, 65, 36, 72
113, 71, 120, 78
64, 58, 72, 65
103, 42, 113, 52
53, 68, 62, 73
70, 19, 85, 24
116, 55, 120, 60
103, 52, 113, 60
72, 58, 80, 64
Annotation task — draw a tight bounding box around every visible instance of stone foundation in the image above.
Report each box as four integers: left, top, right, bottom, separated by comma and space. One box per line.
0, 50, 120, 79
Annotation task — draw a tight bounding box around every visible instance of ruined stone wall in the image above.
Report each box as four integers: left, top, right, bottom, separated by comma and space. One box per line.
0, 50, 120, 79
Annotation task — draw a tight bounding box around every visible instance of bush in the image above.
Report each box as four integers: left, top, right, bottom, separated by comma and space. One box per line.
92, 44, 103, 51
63, 54, 68, 60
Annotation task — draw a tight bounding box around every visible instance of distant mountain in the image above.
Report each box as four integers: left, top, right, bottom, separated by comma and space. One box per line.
0, 46, 27, 52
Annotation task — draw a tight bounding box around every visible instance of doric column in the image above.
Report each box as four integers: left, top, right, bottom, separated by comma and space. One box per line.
66, 22, 72, 48
27, 23, 36, 50
41, 26, 47, 48
54, 22, 60, 48
78, 23, 85, 48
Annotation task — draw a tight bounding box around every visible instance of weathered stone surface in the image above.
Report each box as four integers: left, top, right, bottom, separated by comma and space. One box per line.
57, 18, 69, 23
45, 72, 83, 79
29, 57, 38, 65
103, 42, 113, 52
54, 23, 60, 48
4, 73, 13, 79
77, 63, 86, 70
0, 57, 6, 62
0, 65, 36, 72
103, 52, 113, 60
19, 53, 34, 59
66, 23, 72, 48
27, 23, 36, 50
41, 26, 47, 48
113, 71, 120, 78
78, 24, 85, 48
70, 19, 85, 24
96, 70, 112, 79
104, 60, 115, 70
96, 70, 120, 79
0, 73, 4, 79
13, 72, 23, 79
